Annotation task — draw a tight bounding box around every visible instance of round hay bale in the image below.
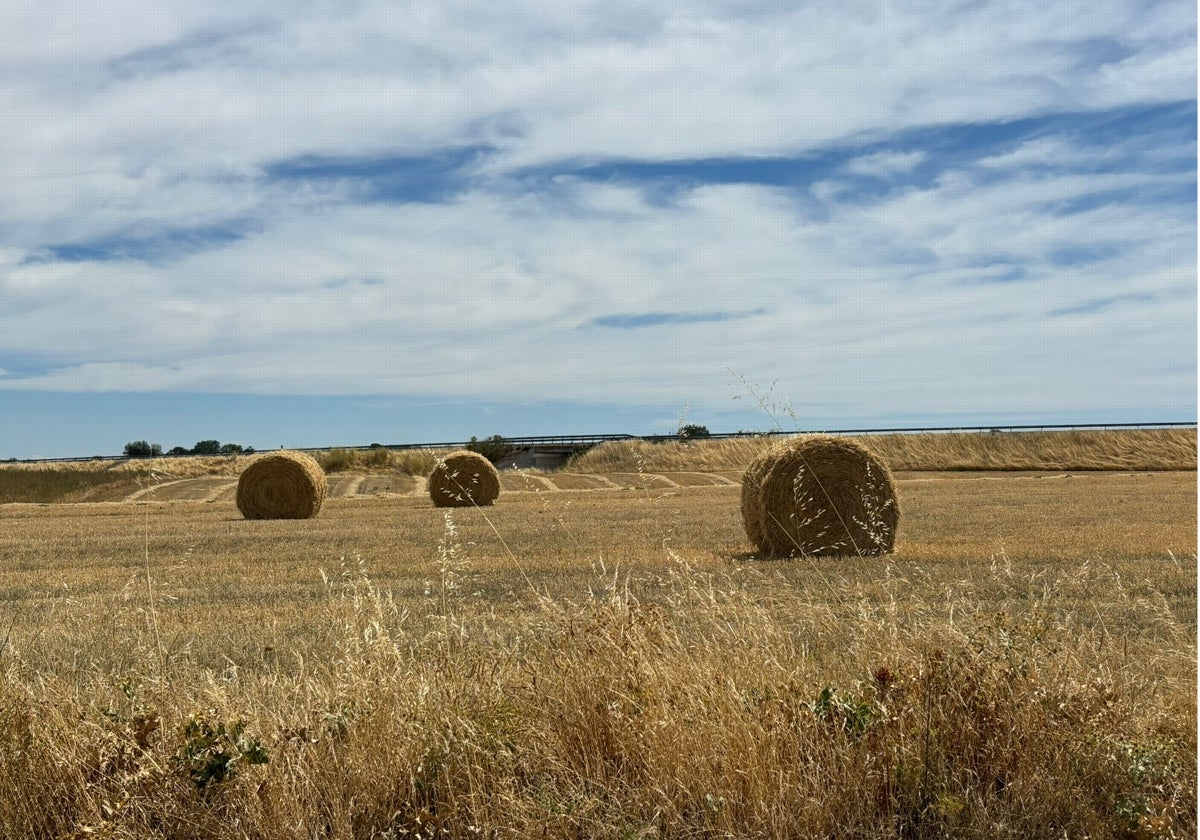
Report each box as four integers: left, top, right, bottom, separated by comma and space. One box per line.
751, 435, 899, 557
236, 451, 328, 520
740, 446, 779, 551
428, 450, 501, 508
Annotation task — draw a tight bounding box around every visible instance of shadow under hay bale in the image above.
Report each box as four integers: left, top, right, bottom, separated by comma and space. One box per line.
236, 451, 328, 520
746, 436, 899, 557
428, 450, 501, 508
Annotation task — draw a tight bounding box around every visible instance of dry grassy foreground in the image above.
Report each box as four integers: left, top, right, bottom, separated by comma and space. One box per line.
0, 470, 1195, 838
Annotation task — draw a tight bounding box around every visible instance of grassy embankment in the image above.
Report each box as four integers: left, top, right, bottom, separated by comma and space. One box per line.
570, 427, 1198, 473
0, 452, 1194, 836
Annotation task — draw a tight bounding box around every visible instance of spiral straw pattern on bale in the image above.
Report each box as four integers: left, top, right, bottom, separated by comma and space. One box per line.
236, 451, 328, 520
745, 436, 899, 557
428, 450, 501, 508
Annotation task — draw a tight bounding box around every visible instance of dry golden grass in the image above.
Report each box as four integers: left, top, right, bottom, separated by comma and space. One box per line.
0, 470, 1194, 837
571, 428, 1198, 473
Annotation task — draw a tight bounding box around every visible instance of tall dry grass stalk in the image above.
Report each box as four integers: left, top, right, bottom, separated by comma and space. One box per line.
570, 428, 1197, 473
0, 553, 1192, 838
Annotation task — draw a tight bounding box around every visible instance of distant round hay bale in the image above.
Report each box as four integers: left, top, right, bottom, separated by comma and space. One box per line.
236, 451, 328, 520
740, 447, 779, 551
428, 450, 501, 507
749, 436, 899, 557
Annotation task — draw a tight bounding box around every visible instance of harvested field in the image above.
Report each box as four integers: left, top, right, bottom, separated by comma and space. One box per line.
600, 471, 680, 489
0, 447, 1194, 837
356, 474, 421, 496
3, 472, 1192, 654
659, 471, 739, 487
499, 472, 557, 493
35, 470, 747, 503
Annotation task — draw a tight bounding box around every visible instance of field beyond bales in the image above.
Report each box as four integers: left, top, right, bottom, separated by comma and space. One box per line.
0, 449, 453, 505
571, 428, 1198, 473
1, 429, 1194, 506
0, 469, 1195, 838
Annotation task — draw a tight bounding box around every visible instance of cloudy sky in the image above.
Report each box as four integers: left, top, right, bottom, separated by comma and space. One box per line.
1, 0, 1195, 458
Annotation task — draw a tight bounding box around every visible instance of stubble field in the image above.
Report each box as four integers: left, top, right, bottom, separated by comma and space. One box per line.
0, 431, 1195, 838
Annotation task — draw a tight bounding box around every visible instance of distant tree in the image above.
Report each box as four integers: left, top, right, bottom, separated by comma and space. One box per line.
466, 435, 516, 465
191, 440, 222, 456
166, 446, 191, 457
218, 443, 244, 455
677, 424, 711, 441
243, 447, 256, 455
123, 440, 162, 458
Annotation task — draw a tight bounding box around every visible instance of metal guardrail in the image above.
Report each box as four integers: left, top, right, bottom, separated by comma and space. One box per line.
3, 421, 1194, 464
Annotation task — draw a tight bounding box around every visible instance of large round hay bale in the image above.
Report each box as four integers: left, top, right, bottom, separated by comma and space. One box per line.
428, 450, 501, 507
236, 451, 328, 520
749, 436, 899, 557
740, 446, 779, 551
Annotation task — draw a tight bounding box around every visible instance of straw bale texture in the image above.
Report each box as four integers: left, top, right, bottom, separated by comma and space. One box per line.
428, 450, 501, 507
748, 436, 899, 557
236, 451, 328, 520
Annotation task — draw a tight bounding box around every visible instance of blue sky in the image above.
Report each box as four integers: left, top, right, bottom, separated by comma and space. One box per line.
0, 1, 1195, 458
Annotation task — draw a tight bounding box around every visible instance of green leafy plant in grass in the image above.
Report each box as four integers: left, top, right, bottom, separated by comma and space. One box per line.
171, 710, 268, 789
809, 685, 883, 739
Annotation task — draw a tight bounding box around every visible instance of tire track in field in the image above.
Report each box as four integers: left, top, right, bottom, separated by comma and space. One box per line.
125, 479, 192, 501
202, 481, 238, 502
662, 472, 737, 487
500, 473, 558, 493
582, 474, 622, 490
338, 475, 368, 498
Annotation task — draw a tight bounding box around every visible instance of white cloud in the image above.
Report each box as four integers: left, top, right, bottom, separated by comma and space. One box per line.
1, 144, 1192, 421
0, 0, 1192, 428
